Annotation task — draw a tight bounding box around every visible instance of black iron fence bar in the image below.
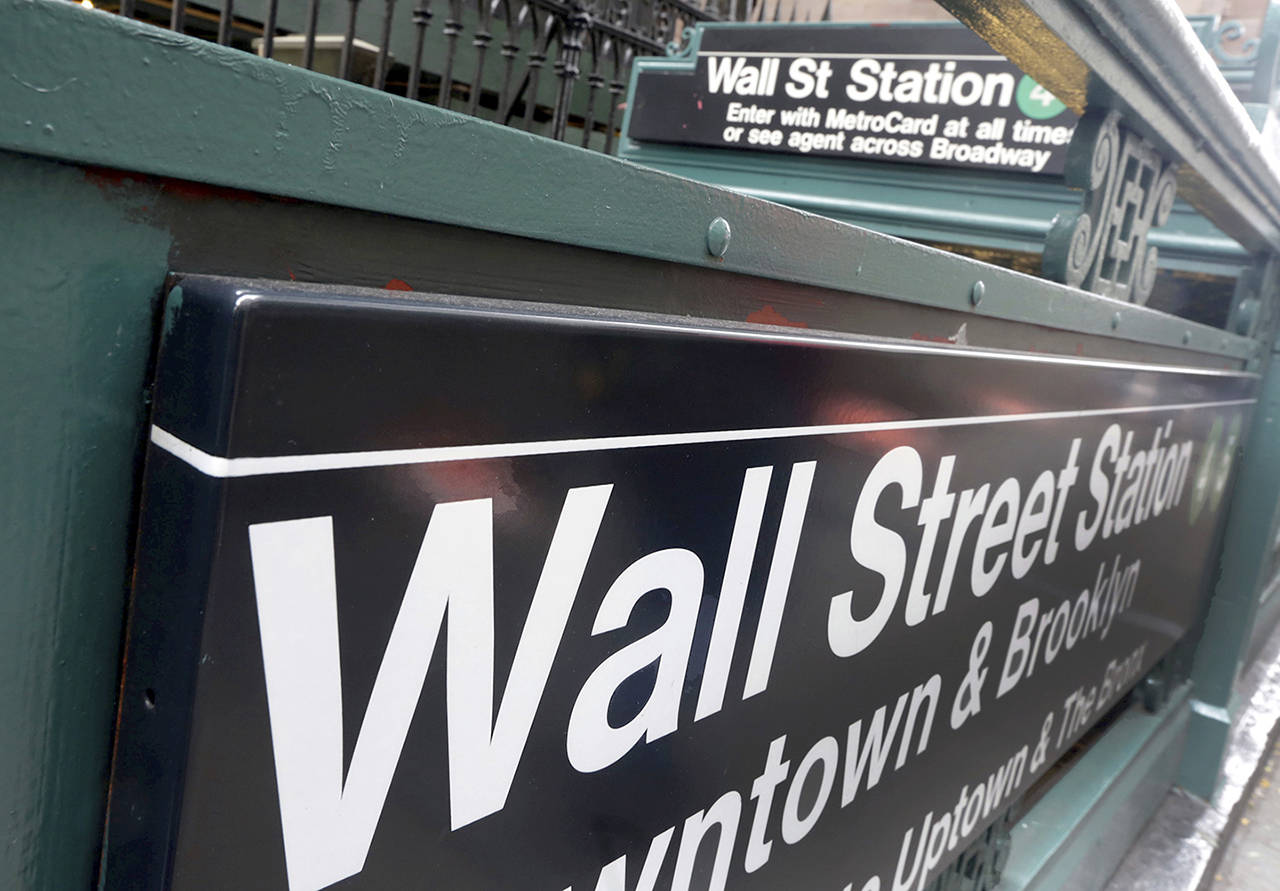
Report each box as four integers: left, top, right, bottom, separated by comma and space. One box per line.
302, 0, 321, 68
375, 0, 395, 88
439, 0, 465, 107
339, 0, 360, 79
217, 0, 234, 43
467, 0, 495, 116
520, 14, 555, 129
408, 0, 433, 99
92, 0, 722, 151
496, 7, 522, 117
580, 36, 604, 147
550, 0, 588, 139
262, 0, 278, 56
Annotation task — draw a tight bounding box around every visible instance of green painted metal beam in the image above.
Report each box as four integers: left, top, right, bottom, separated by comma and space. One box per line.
617, 22, 1251, 279
618, 141, 1250, 278
0, 0, 1257, 362
1003, 686, 1192, 891
0, 153, 170, 890
1181, 308, 1280, 798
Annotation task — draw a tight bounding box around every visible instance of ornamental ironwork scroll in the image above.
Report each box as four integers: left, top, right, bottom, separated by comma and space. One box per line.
1198, 18, 1261, 65
1043, 109, 1178, 305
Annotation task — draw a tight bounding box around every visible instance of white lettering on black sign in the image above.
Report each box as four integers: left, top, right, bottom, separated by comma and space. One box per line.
242, 422, 1204, 890
105, 279, 1253, 891
627, 25, 1077, 174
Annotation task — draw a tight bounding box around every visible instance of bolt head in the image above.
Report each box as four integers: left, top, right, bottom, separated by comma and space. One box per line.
1237, 297, 1259, 335
970, 280, 985, 307
706, 217, 731, 258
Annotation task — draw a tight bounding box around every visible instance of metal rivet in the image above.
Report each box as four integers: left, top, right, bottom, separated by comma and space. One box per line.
42, 123, 54, 136
1236, 297, 1259, 335
706, 217, 731, 258
1111, 311, 1121, 330
1182, 330, 1191, 345
970, 280, 985, 307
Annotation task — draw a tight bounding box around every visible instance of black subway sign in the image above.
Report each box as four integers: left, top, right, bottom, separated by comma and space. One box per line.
105, 277, 1251, 891
626, 23, 1075, 174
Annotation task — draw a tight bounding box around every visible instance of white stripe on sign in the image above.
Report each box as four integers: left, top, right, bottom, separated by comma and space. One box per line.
697, 52, 1008, 61
150, 397, 1257, 479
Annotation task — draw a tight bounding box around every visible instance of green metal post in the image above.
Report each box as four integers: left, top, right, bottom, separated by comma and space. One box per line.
0, 156, 171, 889
1181, 263, 1280, 798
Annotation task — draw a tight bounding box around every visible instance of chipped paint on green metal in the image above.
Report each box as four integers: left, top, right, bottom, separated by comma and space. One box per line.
0, 152, 171, 890
0, 0, 1257, 361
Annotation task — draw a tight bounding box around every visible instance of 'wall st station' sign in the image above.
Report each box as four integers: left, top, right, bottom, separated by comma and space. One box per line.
104, 277, 1250, 891
626, 24, 1076, 174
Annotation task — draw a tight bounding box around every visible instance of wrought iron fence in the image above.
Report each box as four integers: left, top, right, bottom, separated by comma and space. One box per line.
93, 0, 748, 151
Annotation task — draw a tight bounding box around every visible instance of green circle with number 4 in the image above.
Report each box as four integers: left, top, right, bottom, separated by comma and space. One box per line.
1016, 75, 1067, 119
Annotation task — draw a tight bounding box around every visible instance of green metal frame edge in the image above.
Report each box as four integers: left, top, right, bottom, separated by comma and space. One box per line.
0, 0, 1255, 361
935, 0, 1280, 257
615, 142, 1250, 276
1002, 685, 1192, 891
619, 21, 1249, 279
1181, 321, 1280, 796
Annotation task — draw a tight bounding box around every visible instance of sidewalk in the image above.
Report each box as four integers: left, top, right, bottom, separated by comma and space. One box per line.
1102, 621, 1280, 891
1213, 739, 1280, 889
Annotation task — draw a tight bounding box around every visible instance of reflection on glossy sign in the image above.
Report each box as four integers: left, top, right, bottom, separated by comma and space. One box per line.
105, 277, 1252, 891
